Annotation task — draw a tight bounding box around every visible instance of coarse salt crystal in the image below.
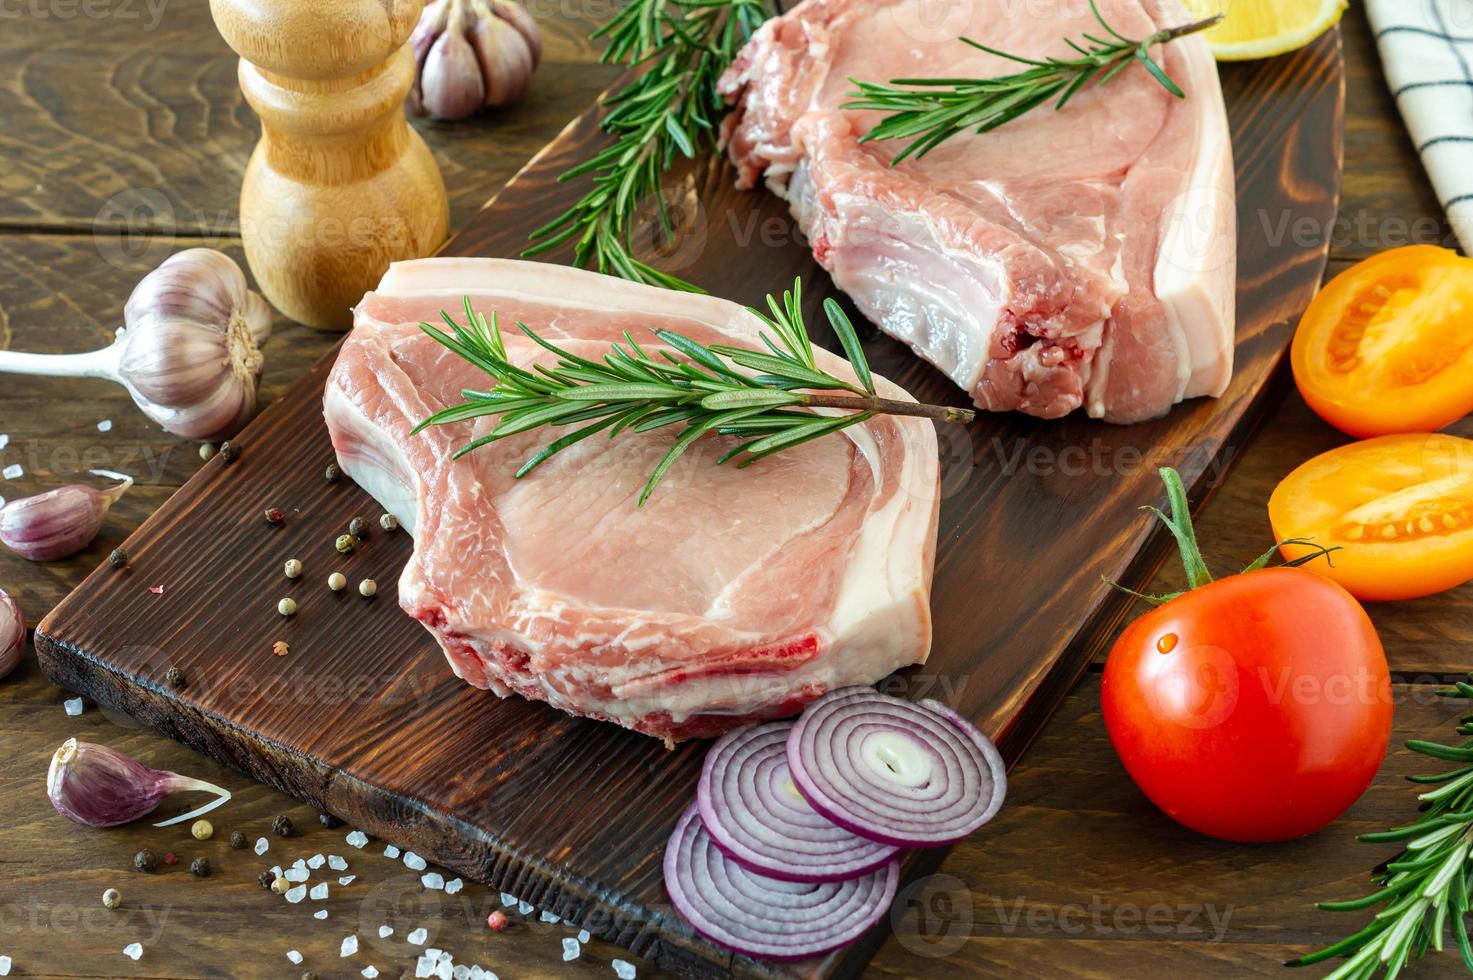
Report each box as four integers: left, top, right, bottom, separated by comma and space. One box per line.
469, 968, 485, 980
578, 930, 590, 944
341, 935, 359, 957
436, 961, 453, 980
384, 844, 401, 859
454, 965, 470, 980
562, 938, 580, 962
339, 875, 356, 886
421, 872, 445, 890
308, 853, 326, 869
315, 910, 329, 920
403, 851, 427, 871
408, 927, 428, 946
285, 866, 309, 883
63, 698, 84, 716
426, 948, 442, 959
328, 855, 348, 871
0, 434, 8, 450
285, 885, 307, 904
97, 419, 112, 432
612, 959, 636, 980
286, 951, 303, 965
345, 830, 369, 848
254, 837, 269, 855
0, 954, 10, 975
517, 901, 533, 915
270, 865, 282, 877
363, 968, 379, 978
378, 925, 393, 939
499, 892, 517, 907
310, 882, 329, 901
539, 911, 560, 924
444, 878, 463, 895
122, 943, 143, 961
416, 955, 436, 978
2, 464, 21, 480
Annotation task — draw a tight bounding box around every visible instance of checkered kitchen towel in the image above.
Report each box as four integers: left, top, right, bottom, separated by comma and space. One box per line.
1367, 0, 1473, 252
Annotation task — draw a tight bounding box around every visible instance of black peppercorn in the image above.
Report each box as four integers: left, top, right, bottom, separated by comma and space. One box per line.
349, 516, 369, 540
264, 507, 284, 526
272, 814, 293, 837
229, 830, 247, 850
325, 462, 341, 483
133, 849, 157, 872
257, 869, 275, 889
302, 973, 319, 980
219, 441, 239, 462
318, 811, 342, 829
165, 666, 186, 689
109, 548, 128, 569
190, 857, 210, 878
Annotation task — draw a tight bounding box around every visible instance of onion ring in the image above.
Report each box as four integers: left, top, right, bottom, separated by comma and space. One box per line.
787, 687, 1006, 847
698, 720, 899, 882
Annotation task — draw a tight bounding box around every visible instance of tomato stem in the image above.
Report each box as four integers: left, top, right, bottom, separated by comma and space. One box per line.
1146, 467, 1214, 591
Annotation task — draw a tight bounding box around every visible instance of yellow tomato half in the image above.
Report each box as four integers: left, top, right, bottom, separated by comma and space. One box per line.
1291, 246, 1473, 438
1269, 433, 1473, 601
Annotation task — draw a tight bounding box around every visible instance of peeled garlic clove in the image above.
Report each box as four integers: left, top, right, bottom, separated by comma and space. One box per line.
472, 14, 534, 108
0, 473, 132, 562
490, 0, 541, 66
421, 26, 488, 121
47, 738, 232, 829
118, 249, 270, 442
0, 588, 22, 681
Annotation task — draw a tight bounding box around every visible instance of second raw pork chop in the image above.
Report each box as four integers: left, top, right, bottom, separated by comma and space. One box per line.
720, 0, 1236, 423
325, 259, 940, 742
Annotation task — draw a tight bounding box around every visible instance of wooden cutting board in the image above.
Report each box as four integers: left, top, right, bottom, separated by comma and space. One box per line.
35, 28, 1344, 980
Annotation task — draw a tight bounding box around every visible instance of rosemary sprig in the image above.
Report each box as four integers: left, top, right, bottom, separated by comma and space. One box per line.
412, 280, 975, 504
1291, 678, 1473, 979
844, 0, 1222, 164
522, 0, 775, 292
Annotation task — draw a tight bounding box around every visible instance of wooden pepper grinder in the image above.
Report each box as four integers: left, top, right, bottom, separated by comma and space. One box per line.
209, 0, 450, 330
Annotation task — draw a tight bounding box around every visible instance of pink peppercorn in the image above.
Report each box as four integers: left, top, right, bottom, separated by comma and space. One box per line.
163, 852, 178, 866
487, 911, 509, 932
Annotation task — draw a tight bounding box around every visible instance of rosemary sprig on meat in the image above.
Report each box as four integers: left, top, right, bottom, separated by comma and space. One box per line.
1290, 677, 1473, 979
844, 0, 1222, 164
412, 280, 975, 505
522, 0, 775, 292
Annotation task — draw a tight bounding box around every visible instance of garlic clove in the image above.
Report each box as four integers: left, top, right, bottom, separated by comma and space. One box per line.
490, 0, 541, 67
0, 473, 132, 563
421, 26, 488, 121
407, 0, 451, 116
47, 738, 232, 829
0, 588, 22, 680
472, 14, 535, 108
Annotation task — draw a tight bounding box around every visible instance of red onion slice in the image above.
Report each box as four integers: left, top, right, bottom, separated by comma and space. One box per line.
787, 687, 1006, 847
663, 804, 899, 962
698, 721, 899, 883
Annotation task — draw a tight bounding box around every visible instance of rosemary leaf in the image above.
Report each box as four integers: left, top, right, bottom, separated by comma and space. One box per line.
414, 277, 976, 503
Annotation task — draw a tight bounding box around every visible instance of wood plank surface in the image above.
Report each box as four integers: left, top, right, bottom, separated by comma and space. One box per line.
0, 3, 1470, 980
29, 18, 1344, 980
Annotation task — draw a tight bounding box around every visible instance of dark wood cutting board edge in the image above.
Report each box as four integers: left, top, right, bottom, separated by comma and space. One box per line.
35, 27, 1344, 980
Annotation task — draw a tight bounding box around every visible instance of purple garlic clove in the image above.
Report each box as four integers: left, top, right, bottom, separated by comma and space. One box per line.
0, 588, 22, 680
422, 26, 488, 121
47, 738, 232, 829
408, 0, 540, 120
0, 471, 132, 562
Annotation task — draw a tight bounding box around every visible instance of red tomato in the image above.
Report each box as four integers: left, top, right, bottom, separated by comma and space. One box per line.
1102, 566, 1392, 842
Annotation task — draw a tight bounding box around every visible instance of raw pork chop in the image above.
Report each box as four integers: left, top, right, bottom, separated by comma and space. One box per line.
325, 259, 939, 742
719, 0, 1236, 423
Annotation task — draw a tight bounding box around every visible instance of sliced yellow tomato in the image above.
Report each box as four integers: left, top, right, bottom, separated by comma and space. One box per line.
1291, 246, 1473, 438
1269, 434, 1473, 601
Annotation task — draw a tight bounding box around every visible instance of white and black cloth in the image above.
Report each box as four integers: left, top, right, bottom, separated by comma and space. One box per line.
1367, 0, 1473, 252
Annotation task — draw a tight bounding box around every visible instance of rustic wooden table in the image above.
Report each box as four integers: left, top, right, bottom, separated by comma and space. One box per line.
0, 3, 1468, 978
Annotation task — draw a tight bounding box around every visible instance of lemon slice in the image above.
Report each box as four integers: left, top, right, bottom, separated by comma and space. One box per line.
1183, 0, 1347, 61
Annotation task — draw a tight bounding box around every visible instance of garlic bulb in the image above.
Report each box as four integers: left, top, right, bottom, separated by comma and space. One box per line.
0, 588, 22, 680
0, 249, 272, 442
0, 471, 132, 562
409, 0, 541, 120
47, 738, 232, 829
